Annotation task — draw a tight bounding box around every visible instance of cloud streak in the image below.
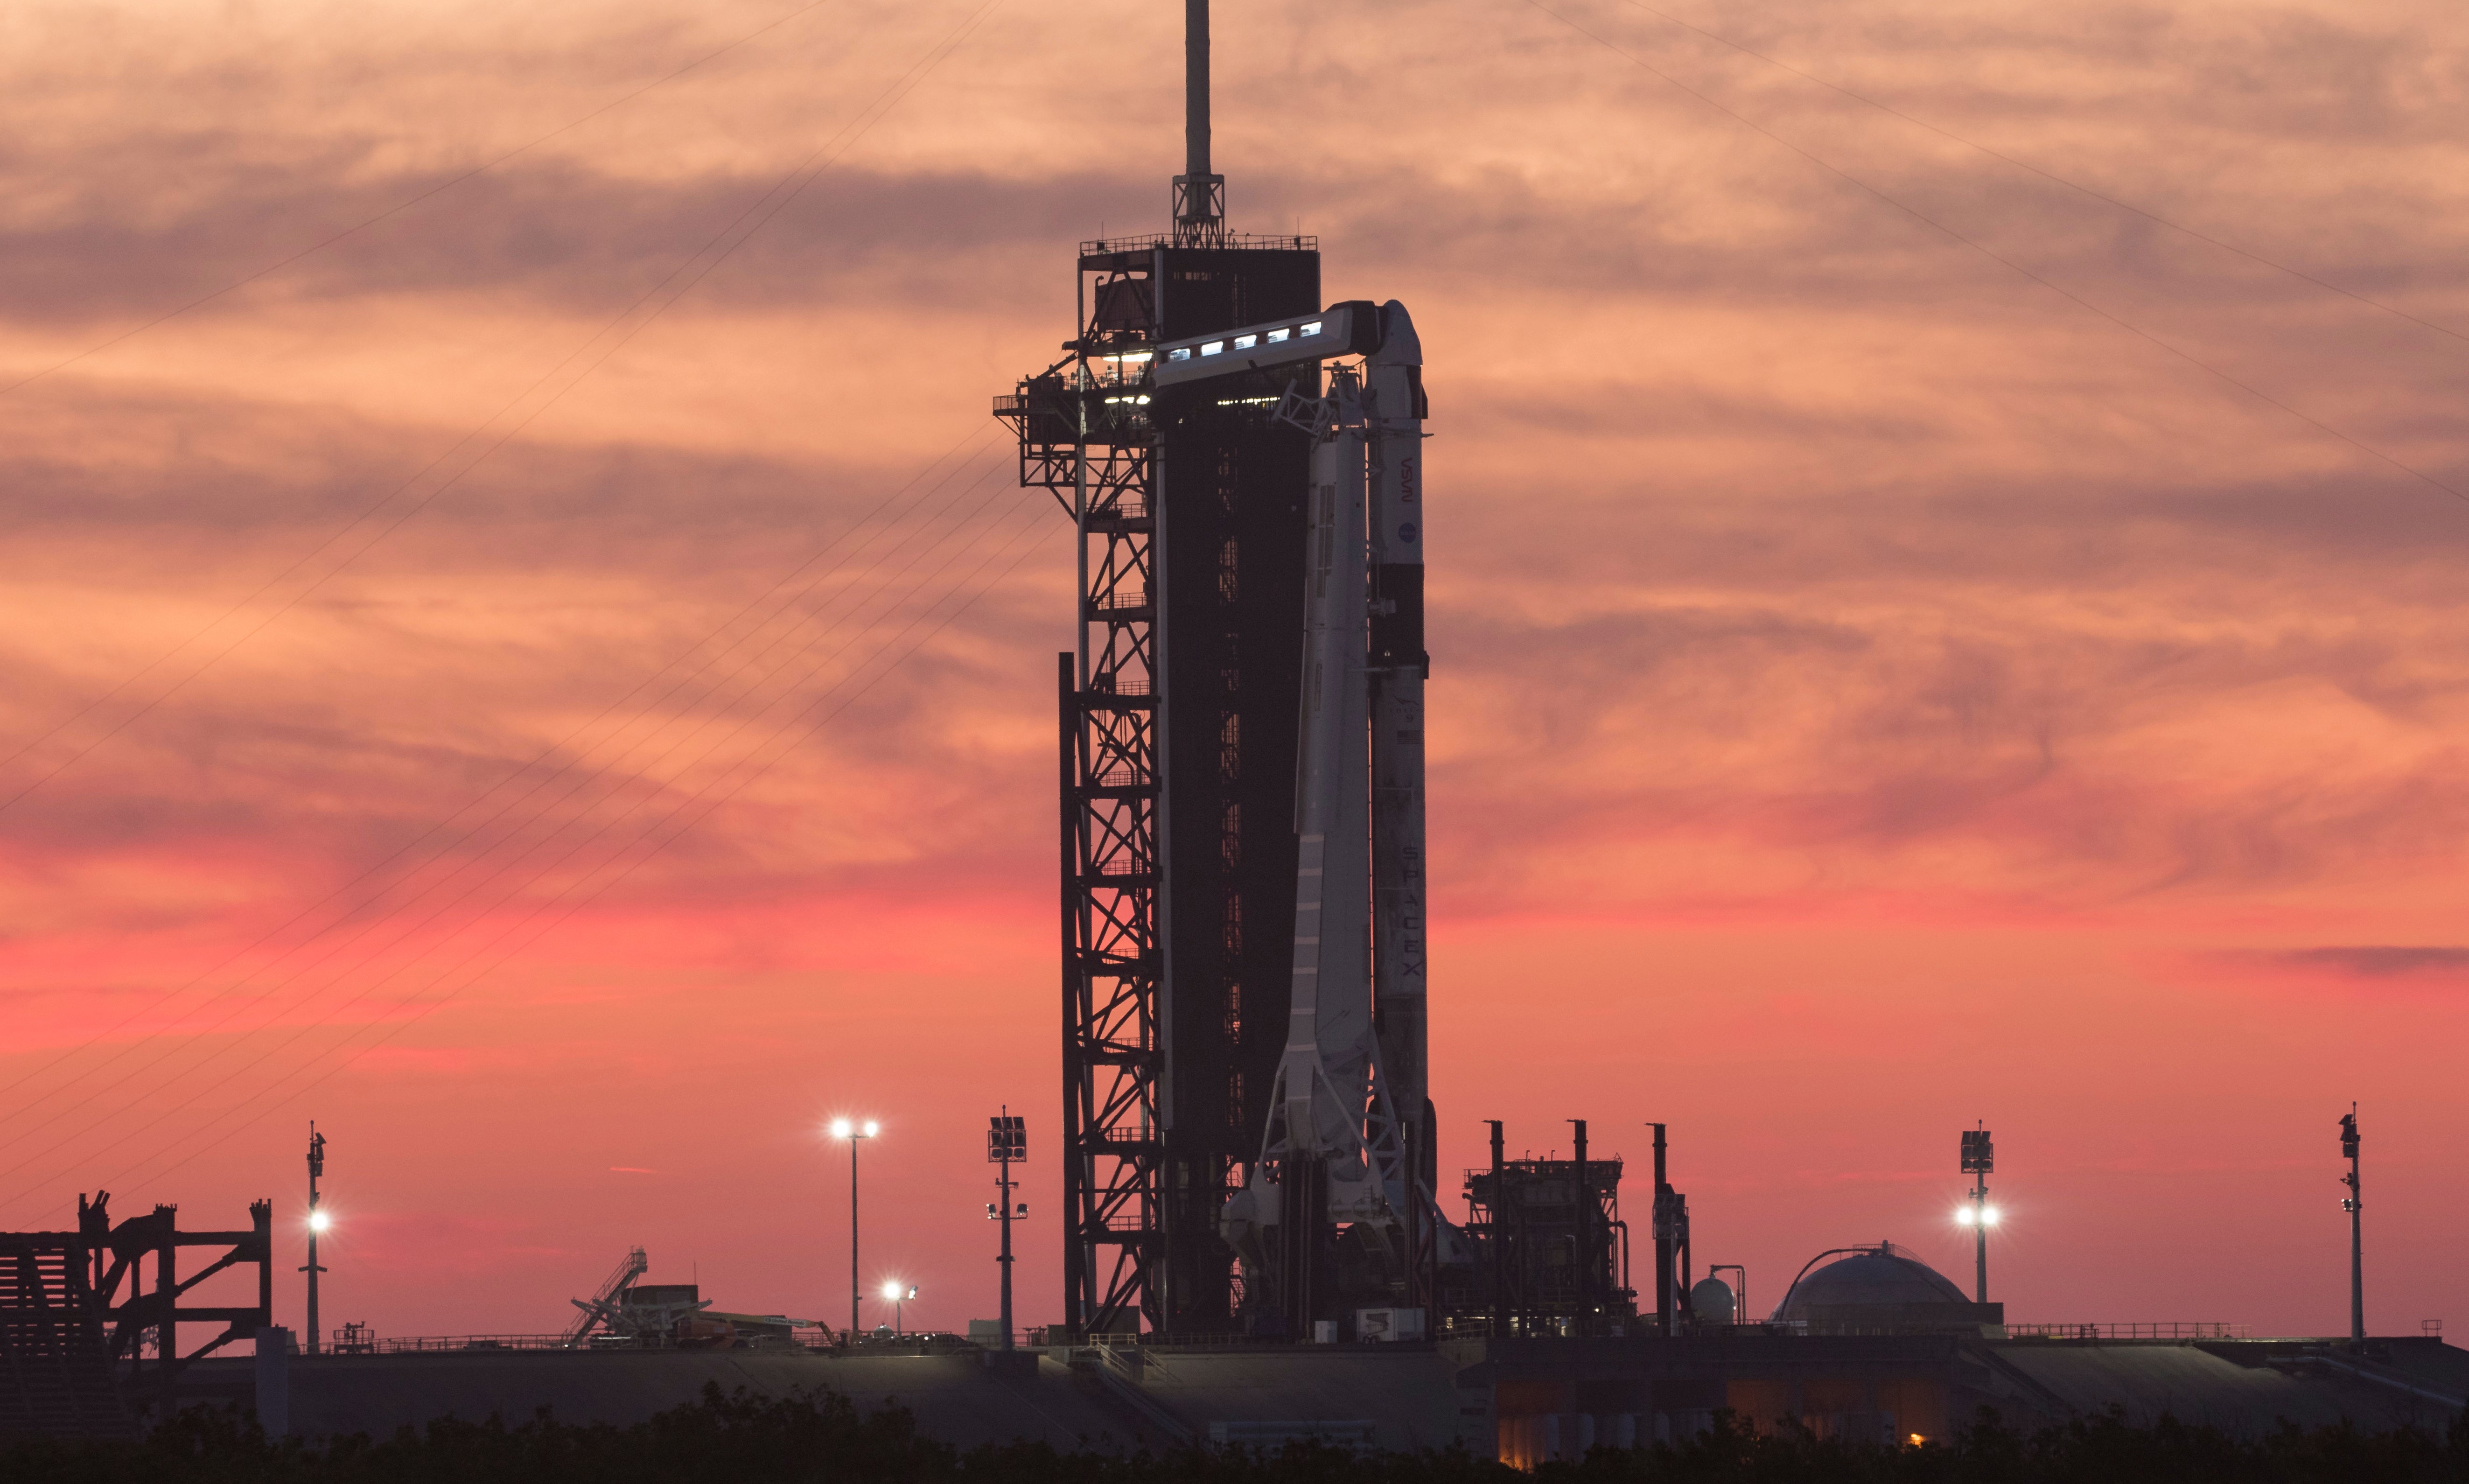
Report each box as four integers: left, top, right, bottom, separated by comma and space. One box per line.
0, 0, 2465, 1338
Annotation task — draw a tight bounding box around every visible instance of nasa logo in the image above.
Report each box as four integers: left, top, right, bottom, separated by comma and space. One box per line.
1399, 522, 1417, 542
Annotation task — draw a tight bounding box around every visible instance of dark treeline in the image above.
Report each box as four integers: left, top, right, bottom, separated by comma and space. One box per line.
7, 1386, 2469, 1484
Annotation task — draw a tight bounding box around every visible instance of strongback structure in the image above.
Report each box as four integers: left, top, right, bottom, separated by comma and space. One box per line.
997, 2, 1438, 1341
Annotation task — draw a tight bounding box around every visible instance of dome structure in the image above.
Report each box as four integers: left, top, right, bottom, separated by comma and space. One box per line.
1689, 1276, 1737, 1325
1770, 1242, 1970, 1325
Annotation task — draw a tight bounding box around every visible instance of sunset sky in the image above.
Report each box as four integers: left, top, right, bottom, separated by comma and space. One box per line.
3, 0, 2466, 1343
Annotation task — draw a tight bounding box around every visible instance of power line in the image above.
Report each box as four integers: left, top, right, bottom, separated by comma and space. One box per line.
0, 485, 1044, 1208
0, 0, 1008, 813
0, 0, 851, 398
1518, 0, 2469, 505
0, 420, 998, 1109
0, 0, 1020, 1197
6, 500, 1056, 1221
0, 453, 1024, 1175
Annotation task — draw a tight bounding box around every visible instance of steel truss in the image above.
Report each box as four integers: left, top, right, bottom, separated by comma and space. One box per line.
1001, 235, 1320, 1340
1003, 259, 1163, 1340
0, 1190, 273, 1430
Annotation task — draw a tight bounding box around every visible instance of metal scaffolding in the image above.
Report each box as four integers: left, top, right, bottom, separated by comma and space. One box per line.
1003, 255, 1165, 1339
999, 231, 1321, 1339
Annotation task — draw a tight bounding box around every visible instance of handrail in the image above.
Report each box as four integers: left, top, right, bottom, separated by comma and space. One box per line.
2005, 1322, 2251, 1340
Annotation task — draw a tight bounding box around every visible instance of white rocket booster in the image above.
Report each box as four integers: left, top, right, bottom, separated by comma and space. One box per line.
1170, 301, 1455, 1295
1367, 303, 1428, 1160
1221, 365, 1414, 1265
1280, 368, 1374, 1183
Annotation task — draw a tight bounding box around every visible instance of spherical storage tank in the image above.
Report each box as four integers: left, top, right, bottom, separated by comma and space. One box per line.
1689, 1276, 1736, 1325
1769, 1242, 1968, 1324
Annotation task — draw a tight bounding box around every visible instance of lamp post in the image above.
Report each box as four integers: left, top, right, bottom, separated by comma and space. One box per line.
987, 1111, 1026, 1350
883, 1281, 916, 1337
301, 1123, 329, 1355
1958, 1125, 1994, 1303
829, 1119, 877, 1341
2341, 1106, 2363, 1343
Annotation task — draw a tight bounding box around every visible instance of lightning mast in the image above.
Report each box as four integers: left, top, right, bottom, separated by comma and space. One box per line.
1173, 0, 1224, 242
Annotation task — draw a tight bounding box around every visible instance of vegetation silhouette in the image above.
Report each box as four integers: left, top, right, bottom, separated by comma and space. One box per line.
6, 1383, 2468, 1482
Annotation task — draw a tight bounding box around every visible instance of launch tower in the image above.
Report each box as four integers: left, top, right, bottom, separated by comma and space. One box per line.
996, 1, 1440, 1342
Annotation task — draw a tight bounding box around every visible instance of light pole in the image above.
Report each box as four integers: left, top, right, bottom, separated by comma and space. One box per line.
1958, 1125, 1994, 1303
2341, 1106, 2363, 1343
987, 1111, 1026, 1350
883, 1281, 916, 1337
301, 1123, 329, 1355
829, 1119, 877, 1341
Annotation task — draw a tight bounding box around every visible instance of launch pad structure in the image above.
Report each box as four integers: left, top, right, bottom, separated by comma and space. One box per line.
996, 1, 1437, 1344
7, 10, 2458, 1458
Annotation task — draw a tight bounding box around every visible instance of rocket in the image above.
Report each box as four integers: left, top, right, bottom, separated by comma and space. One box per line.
1367, 302, 1429, 1191
1220, 363, 1412, 1261
1210, 301, 1448, 1313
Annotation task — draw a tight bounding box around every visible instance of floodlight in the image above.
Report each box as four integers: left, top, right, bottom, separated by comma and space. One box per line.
308, 1210, 331, 1233
829, 1119, 851, 1138
1981, 1208, 2000, 1227
1954, 1208, 1974, 1226
863, 1120, 879, 1137
882, 1280, 902, 1300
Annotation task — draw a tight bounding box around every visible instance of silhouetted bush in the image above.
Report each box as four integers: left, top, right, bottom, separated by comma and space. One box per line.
6, 1385, 2468, 1483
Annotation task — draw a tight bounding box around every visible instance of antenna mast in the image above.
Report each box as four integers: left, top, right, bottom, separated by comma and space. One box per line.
301, 1122, 327, 1356
1172, 0, 1224, 241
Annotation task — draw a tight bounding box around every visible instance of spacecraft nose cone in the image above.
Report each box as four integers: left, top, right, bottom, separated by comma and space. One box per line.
1375, 302, 1422, 365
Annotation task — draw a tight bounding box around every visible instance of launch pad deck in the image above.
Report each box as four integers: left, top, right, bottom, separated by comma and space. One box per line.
188, 1333, 2469, 1460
